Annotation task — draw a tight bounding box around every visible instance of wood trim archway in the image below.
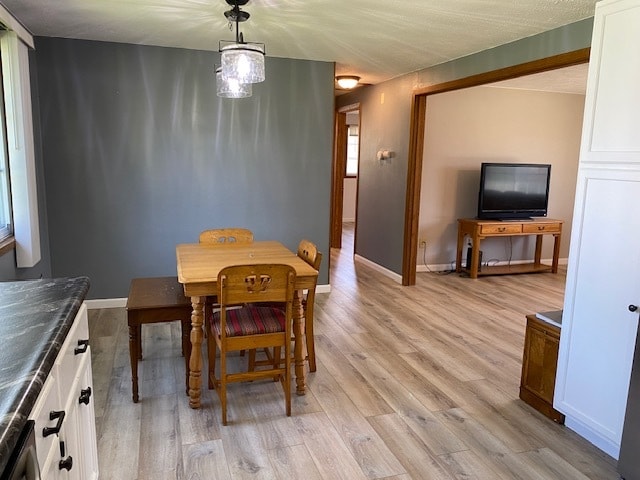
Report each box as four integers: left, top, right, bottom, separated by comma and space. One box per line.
402, 48, 591, 285
331, 103, 360, 249
331, 111, 347, 249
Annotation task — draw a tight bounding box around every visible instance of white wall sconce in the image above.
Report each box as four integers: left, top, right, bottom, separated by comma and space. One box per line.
377, 149, 394, 163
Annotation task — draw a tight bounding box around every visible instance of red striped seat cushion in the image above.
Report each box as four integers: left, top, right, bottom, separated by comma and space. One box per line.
211, 305, 286, 337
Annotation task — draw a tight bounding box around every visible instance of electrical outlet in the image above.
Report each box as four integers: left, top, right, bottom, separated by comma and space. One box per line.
419, 239, 427, 248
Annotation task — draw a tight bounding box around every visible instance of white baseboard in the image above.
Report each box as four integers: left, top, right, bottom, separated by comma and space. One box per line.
85, 284, 332, 310
85, 298, 127, 309
416, 257, 568, 273
564, 415, 620, 459
354, 254, 402, 284
416, 263, 456, 273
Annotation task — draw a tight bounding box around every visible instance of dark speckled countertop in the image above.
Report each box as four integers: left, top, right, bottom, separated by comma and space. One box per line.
0, 276, 90, 474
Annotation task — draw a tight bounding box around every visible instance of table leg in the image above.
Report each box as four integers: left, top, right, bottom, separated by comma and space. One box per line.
456, 226, 464, 273
137, 325, 142, 359
534, 234, 543, 266
470, 240, 480, 279
181, 317, 191, 396
128, 322, 139, 403
293, 290, 306, 395
188, 296, 205, 409
552, 233, 561, 273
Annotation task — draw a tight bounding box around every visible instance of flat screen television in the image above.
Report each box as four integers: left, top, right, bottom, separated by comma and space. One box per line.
477, 162, 551, 220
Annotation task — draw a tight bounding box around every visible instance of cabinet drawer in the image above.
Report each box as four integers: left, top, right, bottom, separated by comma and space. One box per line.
523, 223, 561, 234
479, 224, 522, 234
55, 303, 90, 399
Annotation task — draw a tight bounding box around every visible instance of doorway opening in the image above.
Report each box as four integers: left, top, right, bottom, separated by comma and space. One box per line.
401, 48, 590, 285
331, 103, 360, 251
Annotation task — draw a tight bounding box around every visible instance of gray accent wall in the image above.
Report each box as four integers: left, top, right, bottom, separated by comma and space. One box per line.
337, 18, 593, 276
33, 38, 333, 299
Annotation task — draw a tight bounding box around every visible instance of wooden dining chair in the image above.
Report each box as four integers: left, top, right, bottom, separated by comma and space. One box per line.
199, 228, 254, 244
296, 239, 322, 372
207, 264, 296, 425
249, 239, 322, 372
199, 228, 254, 361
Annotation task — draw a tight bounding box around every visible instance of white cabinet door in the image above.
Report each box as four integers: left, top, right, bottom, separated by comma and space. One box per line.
29, 373, 60, 470
74, 351, 99, 480
555, 169, 640, 457
58, 380, 82, 480
39, 446, 65, 480
579, 0, 640, 161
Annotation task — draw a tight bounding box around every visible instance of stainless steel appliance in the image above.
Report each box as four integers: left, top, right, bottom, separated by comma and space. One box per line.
0, 420, 40, 480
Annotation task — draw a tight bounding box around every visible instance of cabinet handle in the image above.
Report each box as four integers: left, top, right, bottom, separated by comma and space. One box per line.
79, 386, 92, 405
537, 226, 545, 231
59, 456, 73, 471
58, 440, 73, 470
498, 227, 505, 232
629, 304, 638, 312
43, 410, 65, 437
74, 339, 89, 355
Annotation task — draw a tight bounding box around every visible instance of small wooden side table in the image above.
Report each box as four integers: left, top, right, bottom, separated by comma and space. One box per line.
520, 313, 565, 423
126, 276, 192, 403
456, 218, 562, 278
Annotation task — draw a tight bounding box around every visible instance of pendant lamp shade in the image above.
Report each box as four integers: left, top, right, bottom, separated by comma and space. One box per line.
216, 67, 252, 98
220, 41, 265, 84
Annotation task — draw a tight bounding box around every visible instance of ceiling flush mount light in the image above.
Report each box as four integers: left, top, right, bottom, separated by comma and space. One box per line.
216, 66, 252, 98
336, 75, 360, 89
219, 0, 265, 85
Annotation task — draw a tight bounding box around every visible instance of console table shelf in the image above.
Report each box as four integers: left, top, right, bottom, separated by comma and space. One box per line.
456, 218, 562, 279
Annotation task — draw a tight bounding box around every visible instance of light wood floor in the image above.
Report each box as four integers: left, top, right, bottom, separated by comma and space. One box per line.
89, 224, 619, 479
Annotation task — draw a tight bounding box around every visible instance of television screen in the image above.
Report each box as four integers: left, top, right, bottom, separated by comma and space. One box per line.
477, 163, 551, 220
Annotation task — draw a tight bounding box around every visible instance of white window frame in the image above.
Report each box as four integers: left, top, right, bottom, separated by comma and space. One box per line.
0, 10, 40, 267
0, 91, 11, 241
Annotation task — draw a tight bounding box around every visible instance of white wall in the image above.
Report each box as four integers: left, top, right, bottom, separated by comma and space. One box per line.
418, 85, 585, 269
343, 177, 357, 222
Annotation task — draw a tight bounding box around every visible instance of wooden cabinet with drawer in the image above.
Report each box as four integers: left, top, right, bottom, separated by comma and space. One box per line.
456, 218, 563, 278
520, 314, 565, 423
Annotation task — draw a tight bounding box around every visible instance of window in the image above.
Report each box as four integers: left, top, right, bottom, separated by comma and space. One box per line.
346, 125, 359, 177
0, 30, 41, 266
0, 56, 11, 242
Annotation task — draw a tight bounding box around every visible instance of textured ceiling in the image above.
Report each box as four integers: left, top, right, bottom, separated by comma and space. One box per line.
0, 0, 597, 86
491, 63, 588, 95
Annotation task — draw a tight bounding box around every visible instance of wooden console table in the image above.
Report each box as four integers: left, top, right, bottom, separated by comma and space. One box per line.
455, 218, 562, 279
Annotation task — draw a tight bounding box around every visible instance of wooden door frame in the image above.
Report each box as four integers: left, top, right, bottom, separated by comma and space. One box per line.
331, 103, 360, 249
402, 48, 591, 285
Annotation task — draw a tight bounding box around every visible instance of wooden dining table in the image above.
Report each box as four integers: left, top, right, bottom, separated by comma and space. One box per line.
176, 240, 319, 409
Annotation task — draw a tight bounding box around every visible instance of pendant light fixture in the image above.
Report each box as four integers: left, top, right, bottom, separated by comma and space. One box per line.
219, 0, 265, 85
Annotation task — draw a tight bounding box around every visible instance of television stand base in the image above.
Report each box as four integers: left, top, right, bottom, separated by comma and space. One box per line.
455, 218, 563, 279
